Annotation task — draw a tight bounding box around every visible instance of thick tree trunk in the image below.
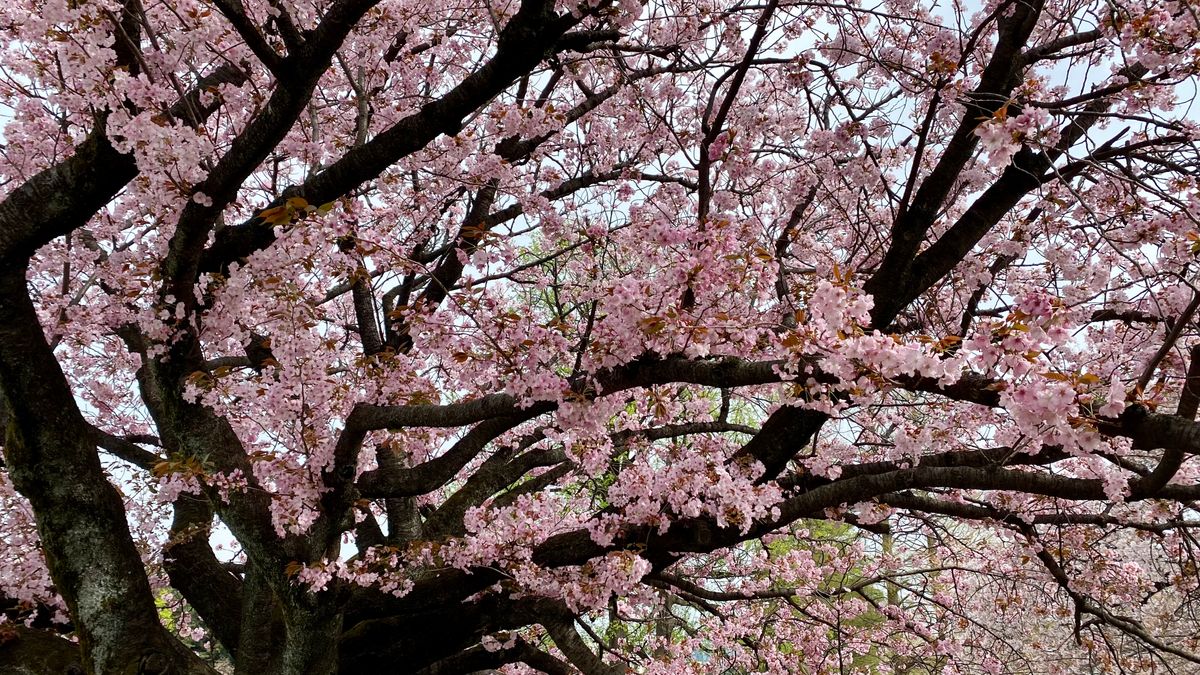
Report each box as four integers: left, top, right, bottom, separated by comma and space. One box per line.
278, 602, 342, 675
0, 271, 214, 675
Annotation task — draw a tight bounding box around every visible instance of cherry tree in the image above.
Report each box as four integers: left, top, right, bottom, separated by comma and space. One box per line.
3, 0, 1200, 672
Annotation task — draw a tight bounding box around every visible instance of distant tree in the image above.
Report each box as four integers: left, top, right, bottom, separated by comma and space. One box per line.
2, 0, 1200, 672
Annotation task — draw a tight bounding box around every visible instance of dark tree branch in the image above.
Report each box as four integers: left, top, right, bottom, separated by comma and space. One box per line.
199, 0, 583, 278
0, 64, 245, 265
211, 0, 284, 73
162, 496, 245, 657
864, 0, 1046, 327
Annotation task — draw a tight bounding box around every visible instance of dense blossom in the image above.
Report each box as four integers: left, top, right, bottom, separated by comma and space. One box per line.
2, 0, 1200, 672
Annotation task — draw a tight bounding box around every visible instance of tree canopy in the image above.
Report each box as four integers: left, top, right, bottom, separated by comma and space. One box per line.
2, 0, 1200, 672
